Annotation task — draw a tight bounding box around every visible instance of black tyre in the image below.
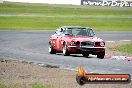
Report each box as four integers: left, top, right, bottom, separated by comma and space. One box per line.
76, 75, 86, 85
63, 44, 70, 56
82, 53, 89, 57
97, 54, 104, 59
49, 45, 56, 54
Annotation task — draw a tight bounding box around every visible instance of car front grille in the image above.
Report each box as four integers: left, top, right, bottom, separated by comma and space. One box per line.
80, 41, 94, 46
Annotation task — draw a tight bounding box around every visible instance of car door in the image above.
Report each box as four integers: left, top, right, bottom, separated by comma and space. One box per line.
55, 28, 63, 51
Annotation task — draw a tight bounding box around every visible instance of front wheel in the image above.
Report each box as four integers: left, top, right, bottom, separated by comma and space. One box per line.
97, 54, 105, 59
63, 44, 70, 56
49, 45, 56, 54
82, 53, 89, 57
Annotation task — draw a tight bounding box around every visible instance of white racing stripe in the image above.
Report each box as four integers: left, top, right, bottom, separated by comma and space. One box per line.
63, 67, 76, 71
112, 68, 121, 71
106, 54, 132, 61
106, 40, 131, 43
105, 41, 115, 43
119, 40, 131, 42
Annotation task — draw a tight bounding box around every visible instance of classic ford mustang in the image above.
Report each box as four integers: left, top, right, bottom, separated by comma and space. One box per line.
49, 26, 105, 59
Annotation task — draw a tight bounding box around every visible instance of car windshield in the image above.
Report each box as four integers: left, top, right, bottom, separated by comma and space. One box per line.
64, 28, 95, 37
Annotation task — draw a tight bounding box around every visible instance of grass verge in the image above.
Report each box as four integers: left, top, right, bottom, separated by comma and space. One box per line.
0, 2, 132, 30
0, 84, 7, 88
112, 43, 132, 55
32, 83, 52, 88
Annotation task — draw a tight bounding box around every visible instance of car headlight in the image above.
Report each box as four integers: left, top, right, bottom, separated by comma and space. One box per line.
100, 42, 105, 47
70, 41, 75, 46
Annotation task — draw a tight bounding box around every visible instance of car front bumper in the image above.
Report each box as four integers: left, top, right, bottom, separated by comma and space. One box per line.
67, 46, 105, 54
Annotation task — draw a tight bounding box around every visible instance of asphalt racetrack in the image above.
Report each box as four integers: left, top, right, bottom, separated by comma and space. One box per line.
0, 30, 132, 75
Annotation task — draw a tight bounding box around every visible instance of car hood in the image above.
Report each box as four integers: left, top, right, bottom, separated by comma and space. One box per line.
64, 36, 103, 42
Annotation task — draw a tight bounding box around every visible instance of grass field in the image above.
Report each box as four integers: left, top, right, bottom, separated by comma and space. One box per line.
115, 43, 132, 54
0, 2, 132, 30
0, 83, 52, 88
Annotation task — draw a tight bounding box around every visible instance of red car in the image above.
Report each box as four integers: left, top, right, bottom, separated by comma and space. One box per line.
49, 26, 105, 59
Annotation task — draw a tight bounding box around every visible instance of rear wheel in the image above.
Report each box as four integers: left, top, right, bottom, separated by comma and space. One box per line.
49, 45, 56, 54
63, 44, 70, 56
97, 54, 104, 59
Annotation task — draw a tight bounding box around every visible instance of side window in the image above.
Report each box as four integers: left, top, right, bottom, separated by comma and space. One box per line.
87, 29, 95, 37
63, 29, 72, 35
